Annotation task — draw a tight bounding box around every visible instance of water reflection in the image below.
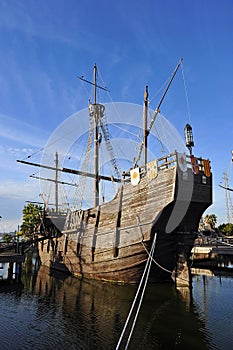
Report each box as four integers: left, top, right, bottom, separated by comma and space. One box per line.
1, 262, 233, 350
1, 264, 216, 350
192, 272, 233, 350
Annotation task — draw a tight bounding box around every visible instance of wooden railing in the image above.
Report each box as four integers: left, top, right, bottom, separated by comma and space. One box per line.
122, 151, 211, 181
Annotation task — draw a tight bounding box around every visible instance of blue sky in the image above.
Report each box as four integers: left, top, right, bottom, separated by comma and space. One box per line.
0, 0, 233, 231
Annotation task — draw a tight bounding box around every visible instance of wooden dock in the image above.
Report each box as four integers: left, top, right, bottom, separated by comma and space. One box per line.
0, 235, 49, 281
211, 246, 233, 255
0, 252, 25, 263
0, 235, 50, 257
191, 236, 233, 270
191, 245, 233, 259
192, 235, 233, 258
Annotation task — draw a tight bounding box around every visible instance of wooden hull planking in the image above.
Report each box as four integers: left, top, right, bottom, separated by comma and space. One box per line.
38, 153, 212, 284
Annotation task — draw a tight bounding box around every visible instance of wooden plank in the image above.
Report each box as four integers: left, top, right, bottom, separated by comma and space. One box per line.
38, 162, 213, 283
0, 253, 25, 263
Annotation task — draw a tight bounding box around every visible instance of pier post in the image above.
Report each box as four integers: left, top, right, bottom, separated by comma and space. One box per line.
15, 262, 22, 282
172, 253, 192, 289
7, 262, 14, 281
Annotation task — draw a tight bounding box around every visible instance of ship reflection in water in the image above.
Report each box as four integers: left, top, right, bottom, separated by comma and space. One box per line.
0, 266, 233, 350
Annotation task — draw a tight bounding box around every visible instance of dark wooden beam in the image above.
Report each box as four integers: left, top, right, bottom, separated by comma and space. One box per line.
17, 159, 122, 183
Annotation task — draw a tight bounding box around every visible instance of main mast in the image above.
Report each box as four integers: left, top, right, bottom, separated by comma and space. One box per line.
17, 64, 120, 209
55, 151, 59, 212
143, 86, 149, 168
94, 64, 99, 207
88, 64, 105, 207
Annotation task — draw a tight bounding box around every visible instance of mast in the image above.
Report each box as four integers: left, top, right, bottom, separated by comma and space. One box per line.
143, 86, 149, 168
18, 65, 119, 209
55, 152, 59, 212
93, 64, 100, 207
134, 58, 183, 168
94, 65, 99, 207
222, 172, 233, 223
79, 64, 109, 207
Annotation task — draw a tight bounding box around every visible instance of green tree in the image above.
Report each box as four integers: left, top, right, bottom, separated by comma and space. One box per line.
2, 233, 12, 243
20, 203, 43, 237
204, 214, 217, 229
218, 223, 233, 236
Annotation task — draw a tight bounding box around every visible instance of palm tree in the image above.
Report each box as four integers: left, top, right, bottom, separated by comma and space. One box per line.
204, 214, 217, 230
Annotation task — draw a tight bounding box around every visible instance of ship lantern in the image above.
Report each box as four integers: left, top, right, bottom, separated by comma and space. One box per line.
184, 123, 194, 155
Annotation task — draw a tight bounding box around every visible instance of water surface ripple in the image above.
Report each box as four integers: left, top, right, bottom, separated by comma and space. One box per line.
0, 267, 233, 349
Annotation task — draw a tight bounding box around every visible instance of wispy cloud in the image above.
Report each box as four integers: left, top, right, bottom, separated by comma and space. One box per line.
0, 218, 21, 233
0, 113, 49, 147
0, 179, 41, 231
0, 180, 39, 200
0, 1, 84, 49
0, 144, 33, 157
0, 145, 35, 175
5, 147, 34, 157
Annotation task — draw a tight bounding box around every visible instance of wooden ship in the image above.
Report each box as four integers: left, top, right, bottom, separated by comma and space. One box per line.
18, 60, 212, 286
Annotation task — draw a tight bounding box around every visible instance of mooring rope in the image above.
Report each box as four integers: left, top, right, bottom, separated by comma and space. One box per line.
115, 233, 157, 350
124, 237, 156, 350
140, 239, 191, 284
141, 239, 173, 274
135, 216, 189, 283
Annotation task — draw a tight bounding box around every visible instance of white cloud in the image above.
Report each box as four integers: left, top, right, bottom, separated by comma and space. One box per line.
0, 179, 41, 232
0, 218, 21, 233
0, 180, 40, 200
0, 1, 82, 49
0, 113, 49, 147
7, 147, 34, 157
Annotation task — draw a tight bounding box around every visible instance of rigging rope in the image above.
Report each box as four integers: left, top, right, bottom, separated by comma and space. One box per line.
73, 114, 95, 208
149, 76, 170, 105
109, 122, 142, 141
181, 62, 192, 123
152, 111, 168, 154
23, 123, 85, 161
100, 117, 121, 179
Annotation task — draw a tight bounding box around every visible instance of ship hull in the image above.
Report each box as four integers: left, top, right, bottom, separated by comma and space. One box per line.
38, 153, 212, 285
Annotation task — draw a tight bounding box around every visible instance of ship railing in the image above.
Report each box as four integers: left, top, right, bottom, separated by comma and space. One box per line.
156, 152, 177, 171
185, 154, 211, 174
45, 208, 67, 216
154, 152, 210, 173
122, 151, 177, 182
121, 151, 210, 183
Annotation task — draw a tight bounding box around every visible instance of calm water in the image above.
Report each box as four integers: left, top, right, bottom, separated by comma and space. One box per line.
0, 266, 233, 350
